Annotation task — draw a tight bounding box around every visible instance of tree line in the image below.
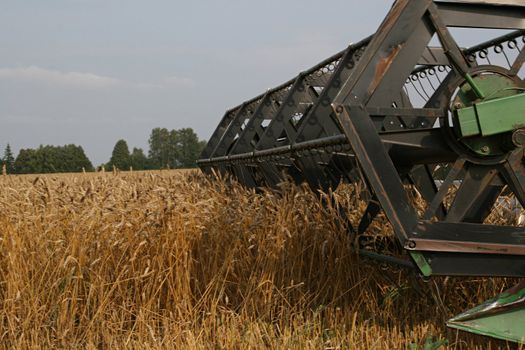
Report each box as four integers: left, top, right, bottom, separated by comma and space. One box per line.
1, 144, 93, 174
1, 127, 206, 174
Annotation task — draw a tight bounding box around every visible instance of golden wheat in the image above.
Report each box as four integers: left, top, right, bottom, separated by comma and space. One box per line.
0, 170, 521, 349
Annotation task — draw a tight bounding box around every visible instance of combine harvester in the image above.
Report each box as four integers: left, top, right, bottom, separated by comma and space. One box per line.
199, 0, 525, 343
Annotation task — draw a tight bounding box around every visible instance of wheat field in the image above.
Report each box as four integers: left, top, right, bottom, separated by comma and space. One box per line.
0, 170, 522, 349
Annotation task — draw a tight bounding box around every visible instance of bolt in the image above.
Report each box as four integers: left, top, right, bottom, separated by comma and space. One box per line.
420, 275, 431, 283
407, 240, 417, 249
512, 129, 525, 147
481, 145, 490, 154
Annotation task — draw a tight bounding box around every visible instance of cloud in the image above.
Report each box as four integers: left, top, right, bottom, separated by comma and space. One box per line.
0, 66, 121, 89
0, 66, 196, 91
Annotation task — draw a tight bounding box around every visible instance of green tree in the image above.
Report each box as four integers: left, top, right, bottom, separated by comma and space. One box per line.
13, 145, 94, 174
2, 144, 15, 173
38, 145, 58, 173
63, 144, 94, 172
108, 139, 131, 170
177, 128, 204, 168
148, 128, 172, 169
147, 127, 206, 169
14, 149, 38, 174
130, 147, 148, 170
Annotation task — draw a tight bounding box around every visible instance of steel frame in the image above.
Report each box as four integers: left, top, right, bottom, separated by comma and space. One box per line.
199, 0, 525, 278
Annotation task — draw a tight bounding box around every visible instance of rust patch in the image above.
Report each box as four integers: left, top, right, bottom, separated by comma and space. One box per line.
368, 44, 402, 97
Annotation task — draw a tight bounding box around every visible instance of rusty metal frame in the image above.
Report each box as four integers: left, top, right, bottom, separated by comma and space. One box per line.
199, 0, 525, 277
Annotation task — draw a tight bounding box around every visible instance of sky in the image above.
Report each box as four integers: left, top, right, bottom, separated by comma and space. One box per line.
0, 0, 397, 165
0, 0, 507, 165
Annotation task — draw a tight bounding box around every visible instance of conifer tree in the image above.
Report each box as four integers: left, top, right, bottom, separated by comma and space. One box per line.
2, 144, 15, 174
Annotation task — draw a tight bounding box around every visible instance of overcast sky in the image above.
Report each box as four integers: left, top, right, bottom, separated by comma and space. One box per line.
0, 1, 504, 165
0, 0, 397, 165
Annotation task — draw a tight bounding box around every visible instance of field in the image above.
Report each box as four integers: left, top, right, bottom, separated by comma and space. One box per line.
0, 170, 522, 349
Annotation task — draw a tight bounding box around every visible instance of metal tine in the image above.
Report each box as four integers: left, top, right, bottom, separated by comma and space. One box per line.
201, 30, 525, 169
500, 149, 525, 209
422, 158, 466, 221
408, 164, 446, 220
290, 42, 371, 190
201, 107, 240, 158
444, 164, 502, 223
510, 36, 525, 75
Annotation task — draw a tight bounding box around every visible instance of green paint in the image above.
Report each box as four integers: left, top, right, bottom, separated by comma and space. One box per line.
355, 249, 433, 277
409, 252, 432, 277
453, 73, 524, 156
424, 338, 448, 350
456, 106, 481, 137
406, 336, 448, 350
465, 73, 486, 100
447, 283, 525, 344
457, 93, 525, 137
498, 285, 525, 303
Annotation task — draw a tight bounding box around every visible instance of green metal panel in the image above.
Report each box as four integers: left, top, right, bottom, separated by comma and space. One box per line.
447, 283, 525, 344
457, 93, 525, 137
453, 74, 524, 156
477, 93, 525, 136
456, 106, 481, 137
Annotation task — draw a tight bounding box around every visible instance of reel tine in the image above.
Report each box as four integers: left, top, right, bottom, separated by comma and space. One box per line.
500, 149, 525, 209
444, 164, 503, 223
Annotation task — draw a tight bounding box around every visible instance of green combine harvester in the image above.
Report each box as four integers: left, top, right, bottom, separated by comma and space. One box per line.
199, 0, 525, 343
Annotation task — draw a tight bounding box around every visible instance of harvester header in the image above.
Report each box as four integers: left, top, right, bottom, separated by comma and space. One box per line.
199, 0, 525, 343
